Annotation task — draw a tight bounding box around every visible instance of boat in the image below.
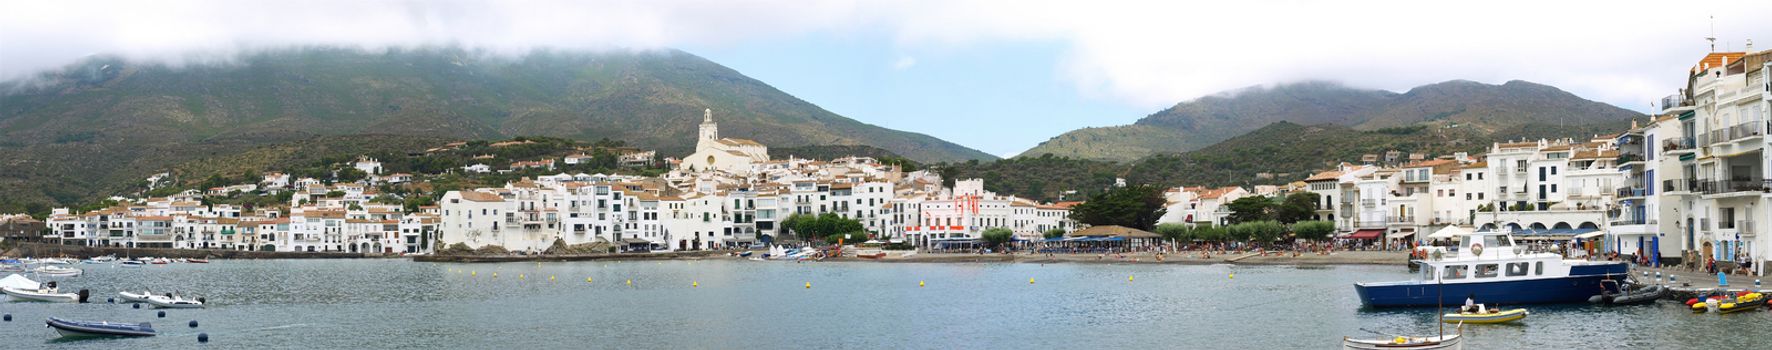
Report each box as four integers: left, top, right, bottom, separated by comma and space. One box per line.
856, 252, 887, 259
1441, 306, 1528, 324
33, 258, 74, 265
149, 258, 170, 265
187, 259, 210, 264
1354, 229, 1628, 307
118, 290, 155, 303
144, 294, 205, 309
45, 317, 157, 338
1343, 326, 1463, 350
1591, 283, 1666, 306
89, 255, 118, 263
33, 265, 83, 277
0, 273, 40, 290
3, 283, 89, 303
118, 260, 146, 268
1715, 292, 1765, 314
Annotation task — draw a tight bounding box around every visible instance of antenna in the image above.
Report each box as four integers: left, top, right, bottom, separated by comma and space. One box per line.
1706, 15, 1717, 52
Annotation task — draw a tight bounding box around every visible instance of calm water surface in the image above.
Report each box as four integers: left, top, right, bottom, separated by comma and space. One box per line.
1, 259, 1767, 349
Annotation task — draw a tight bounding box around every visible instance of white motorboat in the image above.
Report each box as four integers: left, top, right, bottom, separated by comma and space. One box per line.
31, 258, 74, 265
144, 294, 204, 309
118, 290, 155, 303
3, 284, 88, 303
90, 255, 118, 262
118, 260, 146, 268
34, 265, 83, 277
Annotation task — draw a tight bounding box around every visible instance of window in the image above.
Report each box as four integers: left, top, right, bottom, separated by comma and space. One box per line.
1534, 262, 1544, 275
1551, 184, 1558, 193
1506, 263, 1529, 276
1475, 264, 1499, 278
1550, 167, 1558, 175
1478, 193, 1485, 200
1442, 265, 1469, 280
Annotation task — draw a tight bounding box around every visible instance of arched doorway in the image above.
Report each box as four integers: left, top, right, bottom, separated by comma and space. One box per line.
1578, 222, 1599, 230
1701, 241, 1714, 266
1552, 222, 1573, 230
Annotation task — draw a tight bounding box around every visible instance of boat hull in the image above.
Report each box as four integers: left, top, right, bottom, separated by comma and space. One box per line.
3, 287, 80, 303
1343, 334, 1461, 350
47, 318, 156, 337
1355, 264, 1627, 307
1441, 309, 1527, 324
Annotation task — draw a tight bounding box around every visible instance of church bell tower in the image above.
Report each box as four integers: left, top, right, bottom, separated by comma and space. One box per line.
697, 108, 718, 152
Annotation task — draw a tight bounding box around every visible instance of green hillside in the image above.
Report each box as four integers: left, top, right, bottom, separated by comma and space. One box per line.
1019, 80, 1642, 162
0, 47, 994, 209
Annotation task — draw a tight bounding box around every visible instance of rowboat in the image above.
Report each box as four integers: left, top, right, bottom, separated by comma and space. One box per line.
46, 317, 157, 338
1343, 334, 1462, 350
1441, 307, 1527, 324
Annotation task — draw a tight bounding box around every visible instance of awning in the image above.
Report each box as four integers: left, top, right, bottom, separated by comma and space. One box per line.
1386, 230, 1416, 239
1427, 226, 1473, 239
1574, 231, 1607, 239
619, 238, 651, 244
1347, 229, 1384, 240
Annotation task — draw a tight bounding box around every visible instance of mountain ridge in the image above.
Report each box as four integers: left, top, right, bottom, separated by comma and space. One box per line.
1020, 79, 1643, 162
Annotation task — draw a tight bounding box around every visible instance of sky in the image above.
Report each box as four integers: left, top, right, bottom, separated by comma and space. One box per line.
2, 1, 1769, 157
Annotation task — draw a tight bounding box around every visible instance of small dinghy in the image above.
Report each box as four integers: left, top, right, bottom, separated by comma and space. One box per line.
1343, 329, 1462, 350
187, 259, 210, 264
33, 265, 83, 277
1441, 307, 1528, 324
118, 290, 155, 303
46, 317, 157, 338
1606, 285, 1667, 306
118, 260, 146, 268
144, 293, 204, 309
3, 282, 89, 303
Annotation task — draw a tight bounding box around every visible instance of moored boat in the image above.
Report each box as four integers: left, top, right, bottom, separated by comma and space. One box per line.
187, 259, 210, 264
33, 265, 83, 277
118, 290, 155, 303
1354, 229, 1627, 307
1441, 307, 1527, 324
144, 294, 205, 309
1592, 283, 1666, 306
1716, 292, 1765, 314
1343, 333, 1462, 350
118, 260, 146, 268
3, 283, 89, 303
46, 317, 157, 338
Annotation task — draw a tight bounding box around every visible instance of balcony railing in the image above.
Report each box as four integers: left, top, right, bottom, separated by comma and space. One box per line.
1388, 216, 1415, 224
1661, 94, 1691, 111
1663, 137, 1697, 152
1698, 179, 1772, 195
1615, 154, 1644, 164
1616, 187, 1647, 198
1662, 179, 1696, 193
1739, 220, 1756, 234
1360, 199, 1378, 207
1353, 220, 1388, 229
1611, 217, 1646, 226
1709, 121, 1768, 145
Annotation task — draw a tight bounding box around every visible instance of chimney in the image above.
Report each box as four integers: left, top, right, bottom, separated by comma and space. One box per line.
1749, 39, 1756, 52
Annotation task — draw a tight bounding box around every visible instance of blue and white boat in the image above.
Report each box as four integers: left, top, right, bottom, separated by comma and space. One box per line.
1354, 229, 1628, 307
45, 317, 157, 337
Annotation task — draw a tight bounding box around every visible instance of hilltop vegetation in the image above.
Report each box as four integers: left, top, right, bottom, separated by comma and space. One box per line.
1021, 80, 1641, 162
0, 47, 995, 211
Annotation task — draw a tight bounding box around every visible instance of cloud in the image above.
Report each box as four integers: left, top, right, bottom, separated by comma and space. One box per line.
890, 55, 917, 70
4, 0, 1769, 112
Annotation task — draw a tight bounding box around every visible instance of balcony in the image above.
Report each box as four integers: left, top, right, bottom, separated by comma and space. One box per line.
1360, 199, 1378, 207
1616, 187, 1648, 198
1610, 217, 1646, 226
1661, 94, 1692, 111
1615, 154, 1644, 165
1663, 137, 1697, 154
1708, 120, 1768, 145
1387, 216, 1415, 224
1698, 179, 1771, 196
1739, 220, 1756, 235
1662, 179, 1696, 194
1353, 220, 1388, 229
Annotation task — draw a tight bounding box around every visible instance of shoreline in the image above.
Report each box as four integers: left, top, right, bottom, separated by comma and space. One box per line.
4, 242, 390, 259
414, 249, 1410, 266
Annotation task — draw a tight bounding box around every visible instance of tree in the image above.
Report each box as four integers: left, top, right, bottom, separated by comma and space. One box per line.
1242, 221, 1287, 243
1273, 192, 1320, 224
1226, 196, 1276, 224
1067, 185, 1167, 230
782, 213, 864, 242
981, 227, 1014, 248
1042, 228, 1066, 239
1293, 221, 1336, 241
1154, 223, 1192, 242
1192, 224, 1225, 242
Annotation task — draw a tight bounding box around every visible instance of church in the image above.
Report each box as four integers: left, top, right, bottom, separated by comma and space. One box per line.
677, 109, 770, 174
